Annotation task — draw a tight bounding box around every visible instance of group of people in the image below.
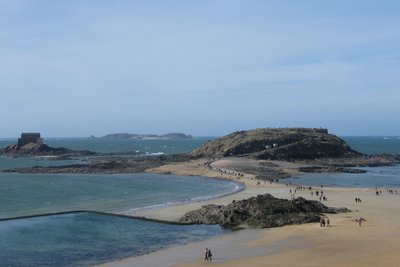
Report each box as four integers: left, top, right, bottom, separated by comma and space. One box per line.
288, 187, 330, 203
320, 218, 330, 227
375, 187, 398, 195
205, 160, 245, 181
204, 248, 213, 261
386, 188, 398, 195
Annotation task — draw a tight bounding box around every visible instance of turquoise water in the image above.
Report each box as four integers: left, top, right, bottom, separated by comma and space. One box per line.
0, 171, 239, 266
284, 136, 400, 188
342, 136, 400, 155
0, 137, 236, 266
285, 165, 400, 188
0, 212, 229, 267
0, 173, 240, 220
0, 156, 85, 170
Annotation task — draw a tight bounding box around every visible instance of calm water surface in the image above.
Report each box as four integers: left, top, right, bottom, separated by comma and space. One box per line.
0, 212, 229, 267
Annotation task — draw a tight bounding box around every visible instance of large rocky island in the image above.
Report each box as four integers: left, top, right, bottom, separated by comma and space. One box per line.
191, 128, 361, 160
191, 127, 400, 173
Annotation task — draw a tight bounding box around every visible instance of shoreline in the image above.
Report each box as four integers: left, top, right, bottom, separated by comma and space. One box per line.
123, 177, 245, 215
98, 158, 400, 267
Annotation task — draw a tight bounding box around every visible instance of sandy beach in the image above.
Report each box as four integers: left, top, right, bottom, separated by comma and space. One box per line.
99, 158, 400, 267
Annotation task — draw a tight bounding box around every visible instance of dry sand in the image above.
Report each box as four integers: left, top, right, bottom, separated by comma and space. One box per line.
99, 158, 400, 267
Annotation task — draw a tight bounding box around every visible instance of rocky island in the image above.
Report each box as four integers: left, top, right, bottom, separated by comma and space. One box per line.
191, 128, 361, 160
0, 133, 96, 157
191, 128, 400, 173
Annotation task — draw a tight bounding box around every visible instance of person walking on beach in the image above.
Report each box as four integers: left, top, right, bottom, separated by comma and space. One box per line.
208, 249, 213, 261
357, 217, 366, 226
205, 248, 209, 261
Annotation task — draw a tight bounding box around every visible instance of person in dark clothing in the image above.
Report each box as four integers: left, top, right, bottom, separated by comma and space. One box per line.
208, 249, 213, 261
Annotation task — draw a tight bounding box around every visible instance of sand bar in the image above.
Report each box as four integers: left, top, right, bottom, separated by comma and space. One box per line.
99, 159, 400, 267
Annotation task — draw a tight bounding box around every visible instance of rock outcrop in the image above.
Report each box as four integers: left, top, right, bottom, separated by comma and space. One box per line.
3, 153, 192, 173
179, 194, 348, 229
0, 143, 96, 157
191, 128, 361, 160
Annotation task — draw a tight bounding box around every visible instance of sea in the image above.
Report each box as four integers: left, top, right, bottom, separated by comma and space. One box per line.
0, 136, 399, 266
284, 136, 400, 188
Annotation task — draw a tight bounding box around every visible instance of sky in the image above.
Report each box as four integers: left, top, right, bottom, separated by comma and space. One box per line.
0, 0, 399, 137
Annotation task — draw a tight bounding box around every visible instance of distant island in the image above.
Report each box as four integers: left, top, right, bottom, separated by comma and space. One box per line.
91, 132, 193, 140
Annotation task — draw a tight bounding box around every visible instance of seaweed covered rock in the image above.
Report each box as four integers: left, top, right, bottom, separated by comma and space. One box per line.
179, 194, 348, 229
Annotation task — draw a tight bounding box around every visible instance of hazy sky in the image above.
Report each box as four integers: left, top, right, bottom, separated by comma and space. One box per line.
1, 0, 399, 137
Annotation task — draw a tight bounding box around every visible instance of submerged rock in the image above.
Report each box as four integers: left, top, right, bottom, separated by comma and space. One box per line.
179, 194, 348, 229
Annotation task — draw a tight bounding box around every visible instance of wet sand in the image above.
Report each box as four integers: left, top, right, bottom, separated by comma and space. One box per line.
98, 158, 400, 267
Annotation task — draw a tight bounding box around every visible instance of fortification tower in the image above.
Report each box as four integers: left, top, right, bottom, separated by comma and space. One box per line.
16, 133, 43, 149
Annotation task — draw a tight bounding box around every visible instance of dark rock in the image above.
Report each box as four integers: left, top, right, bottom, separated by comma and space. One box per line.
179, 194, 348, 229
298, 166, 367, 173
0, 143, 96, 157
3, 153, 193, 174
303, 154, 400, 167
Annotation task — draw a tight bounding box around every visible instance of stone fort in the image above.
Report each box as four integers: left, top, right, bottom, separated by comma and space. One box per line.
17, 133, 43, 149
